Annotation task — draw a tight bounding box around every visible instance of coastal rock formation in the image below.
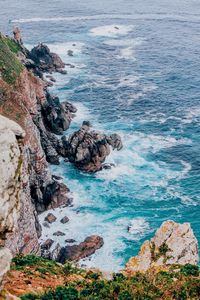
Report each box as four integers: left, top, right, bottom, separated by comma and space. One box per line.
0, 115, 40, 258
125, 220, 199, 274
0, 32, 70, 256
62, 121, 123, 172
29, 43, 66, 75
41, 93, 77, 135
56, 235, 104, 263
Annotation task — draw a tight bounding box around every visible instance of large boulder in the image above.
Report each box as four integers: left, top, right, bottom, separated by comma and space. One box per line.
125, 220, 199, 274
62, 121, 123, 172
56, 235, 104, 263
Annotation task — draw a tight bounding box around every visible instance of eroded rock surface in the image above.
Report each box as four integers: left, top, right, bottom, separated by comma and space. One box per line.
62, 121, 123, 172
29, 44, 66, 74
125, 220, 199, 274
56, 235, 104, 263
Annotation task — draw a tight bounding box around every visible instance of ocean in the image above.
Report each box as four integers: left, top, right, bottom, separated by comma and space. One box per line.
1, 0, 200, 272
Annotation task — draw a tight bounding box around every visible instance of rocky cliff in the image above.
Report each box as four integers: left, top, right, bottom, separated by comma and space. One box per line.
0, 30, 123, 283
125, 220, 199, 275
0, 32, 71, 261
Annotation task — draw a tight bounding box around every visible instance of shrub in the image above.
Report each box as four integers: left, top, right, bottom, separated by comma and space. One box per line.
21, 294, 38, 300
180, 264, 199, 276
118, 290, 132, 300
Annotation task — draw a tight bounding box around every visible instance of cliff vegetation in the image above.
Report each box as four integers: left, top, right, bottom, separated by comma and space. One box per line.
2, 255, 200, 300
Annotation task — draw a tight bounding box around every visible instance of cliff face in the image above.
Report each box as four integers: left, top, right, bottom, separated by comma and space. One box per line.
0, 32, 69, 258
0, 115, 37, 282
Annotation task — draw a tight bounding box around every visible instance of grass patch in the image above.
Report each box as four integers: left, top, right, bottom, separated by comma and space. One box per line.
12, 255, 60, 275
0, 33, 23, 84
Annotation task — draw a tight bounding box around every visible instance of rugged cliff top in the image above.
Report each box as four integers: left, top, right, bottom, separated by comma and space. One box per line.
2, 254, 200, 299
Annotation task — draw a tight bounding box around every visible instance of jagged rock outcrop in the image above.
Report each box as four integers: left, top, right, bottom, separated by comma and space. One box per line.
29, 43, 66, 75
62, 121, 123, 172
0, 32, 71, 255
125, 220, 199, 274
41, 92, 77, 135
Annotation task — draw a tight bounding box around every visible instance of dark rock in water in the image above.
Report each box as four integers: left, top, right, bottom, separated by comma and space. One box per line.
52, 174, 63, 181
60, 216, 69, 224
56, 235, 104, 263
44, 180, 72, 210
66, 63, 75, 68
29, 43, 65, 74
41, 239, 54, 250
61, 121, 123, 172
31, 177, 71, 213
102, 163, 115, 170
41, 92, 76, 135
53, 231, 65, 236
46, 75, 56, 82
59, 69, 67, 75
44, 213, 57, 224
67, 50, 73, 56
65, 239, 76, 243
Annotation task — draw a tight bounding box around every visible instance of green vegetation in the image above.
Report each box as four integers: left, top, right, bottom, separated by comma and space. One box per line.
12, 255, 61, 275
4, 36, 21, 53
0, 33, 23, 84
150, 242, 171, 262
10, 255, 200, 300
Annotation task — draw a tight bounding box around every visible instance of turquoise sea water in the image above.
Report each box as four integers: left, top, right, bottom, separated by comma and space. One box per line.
1, 0, 200, 271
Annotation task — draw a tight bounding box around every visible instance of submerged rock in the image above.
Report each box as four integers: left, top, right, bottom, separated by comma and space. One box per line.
60, 216, 69, 224
61, 121, 123, 172
53, 231, 66, 236
56, 235, 104, 263
125, 220, 199, 274
67, 50, 73, 56
65, 239, 76, 243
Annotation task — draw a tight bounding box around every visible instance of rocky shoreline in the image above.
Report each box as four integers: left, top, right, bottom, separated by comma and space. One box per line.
0, 28, 199, 290
0, 28, 123, 267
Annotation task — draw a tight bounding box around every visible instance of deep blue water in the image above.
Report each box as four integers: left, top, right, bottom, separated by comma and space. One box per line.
1, 0, 200, 271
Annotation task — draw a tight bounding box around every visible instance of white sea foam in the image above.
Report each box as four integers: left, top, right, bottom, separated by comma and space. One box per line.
90, 24, 134, 37
118, 75, 141, 88
47, 42, 85, 58
117, 47, 136, 60
104, 37, 144, 47
126, 84, 158, 104
11, 13, 200, 24
182, 106, 200, 124
127, 217, 150, 239
96, 164, 135, 181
